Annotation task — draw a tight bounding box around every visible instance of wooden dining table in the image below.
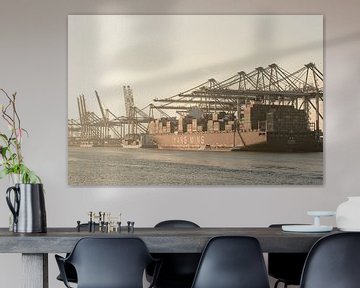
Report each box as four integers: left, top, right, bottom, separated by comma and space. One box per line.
0, 226, 339, 288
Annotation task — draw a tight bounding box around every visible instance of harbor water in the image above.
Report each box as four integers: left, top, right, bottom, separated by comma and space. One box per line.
68, 147, 323, 186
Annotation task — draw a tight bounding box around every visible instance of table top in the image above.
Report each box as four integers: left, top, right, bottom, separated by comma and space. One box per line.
0, 227, 340, 254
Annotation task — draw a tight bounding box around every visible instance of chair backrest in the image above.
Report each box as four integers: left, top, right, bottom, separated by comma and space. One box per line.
155, 219, 200, 228
191, 236, 270, 288
268, 224, 308, 285
66, 237, 154, 288
300, 232, 360, 288
151, 220, 201, 286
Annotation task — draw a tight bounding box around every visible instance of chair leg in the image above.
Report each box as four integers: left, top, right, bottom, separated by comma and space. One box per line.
274, 280, 289, 288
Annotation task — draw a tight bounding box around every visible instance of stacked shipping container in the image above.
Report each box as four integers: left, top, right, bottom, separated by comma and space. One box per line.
148, 104, 310, 135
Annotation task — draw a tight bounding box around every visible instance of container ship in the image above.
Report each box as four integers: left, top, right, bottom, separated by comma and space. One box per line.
148, 104, 323, 152
68, 63, 323, 152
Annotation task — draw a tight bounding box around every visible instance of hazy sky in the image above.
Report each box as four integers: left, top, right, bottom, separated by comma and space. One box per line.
68, 15, 323, 119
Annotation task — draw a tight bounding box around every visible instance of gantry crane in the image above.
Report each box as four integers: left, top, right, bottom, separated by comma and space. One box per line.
68, 63, 323, 147
152, 63, 323, 133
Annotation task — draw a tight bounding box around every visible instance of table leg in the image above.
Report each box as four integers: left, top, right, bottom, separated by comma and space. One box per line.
22, 253, 48, 288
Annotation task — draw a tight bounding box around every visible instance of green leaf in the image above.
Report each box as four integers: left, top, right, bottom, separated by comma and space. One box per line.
0, 133, 8, 142
1, 146, 8, 157
0, 168, 9, 179
21, 128, 29, 137
18, 164, 41, 184
28, 170, 41, 184
11, 165, 20, 174
10, 153, 17, 161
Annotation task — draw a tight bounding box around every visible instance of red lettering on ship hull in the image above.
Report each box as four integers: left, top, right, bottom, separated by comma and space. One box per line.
172, 135, 205, 146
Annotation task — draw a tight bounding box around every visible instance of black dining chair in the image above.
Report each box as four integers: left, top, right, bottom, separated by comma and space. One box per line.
56, 223, 99, 284
56, 262, 77, 284
300, 232, 360, 288
191, 236, 270, 288
147, 220, 201, 288
55, 237, 161, 288
268, 224, 308, 288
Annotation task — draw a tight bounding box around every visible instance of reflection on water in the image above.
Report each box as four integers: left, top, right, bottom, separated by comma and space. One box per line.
68, 147, 323, 186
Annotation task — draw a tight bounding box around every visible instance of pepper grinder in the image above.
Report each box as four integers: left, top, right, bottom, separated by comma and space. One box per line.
77, 221, 81, 232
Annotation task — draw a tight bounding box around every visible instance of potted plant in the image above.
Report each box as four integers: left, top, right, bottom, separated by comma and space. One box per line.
0, 89, 41, 183
0, 89, 46, 233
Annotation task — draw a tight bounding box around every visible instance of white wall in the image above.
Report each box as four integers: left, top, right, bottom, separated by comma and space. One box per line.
0, 0, 359, 287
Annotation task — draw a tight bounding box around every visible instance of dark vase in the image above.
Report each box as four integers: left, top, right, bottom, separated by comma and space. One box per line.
6, 183, 47, 233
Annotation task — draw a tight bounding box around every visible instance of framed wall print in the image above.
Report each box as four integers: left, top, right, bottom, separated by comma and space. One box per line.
68, 15, 323, 185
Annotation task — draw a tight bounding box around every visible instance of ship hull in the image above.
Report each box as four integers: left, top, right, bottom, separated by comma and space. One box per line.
151, 130, 322, 152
